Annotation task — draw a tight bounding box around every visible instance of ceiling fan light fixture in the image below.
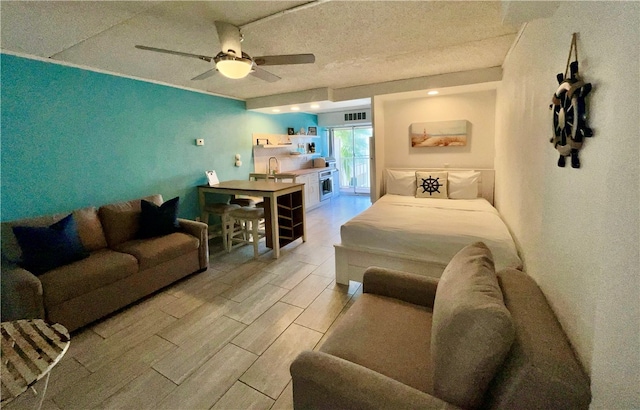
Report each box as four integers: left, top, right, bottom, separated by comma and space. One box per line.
214, 54, 253, 79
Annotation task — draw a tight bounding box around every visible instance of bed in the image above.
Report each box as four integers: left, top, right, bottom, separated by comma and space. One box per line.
334, 168, 522, 285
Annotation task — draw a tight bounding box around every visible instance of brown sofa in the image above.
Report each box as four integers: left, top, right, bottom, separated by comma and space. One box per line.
290, 243, 591, 409
1, 194, 209, 332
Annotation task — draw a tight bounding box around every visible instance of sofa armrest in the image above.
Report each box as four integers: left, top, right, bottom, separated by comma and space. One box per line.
291, 351, 459, 410
178, 218, 209, 270
0, 262, 45, 321
363, 267, 439, 308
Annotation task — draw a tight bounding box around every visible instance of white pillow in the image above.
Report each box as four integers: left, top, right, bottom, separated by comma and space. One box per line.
416, 171, 448, 198
448, 171, 480, 199
385, 170, 416, 196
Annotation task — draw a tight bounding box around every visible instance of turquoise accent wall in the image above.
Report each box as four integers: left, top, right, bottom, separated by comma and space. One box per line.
1, 54, 327, 221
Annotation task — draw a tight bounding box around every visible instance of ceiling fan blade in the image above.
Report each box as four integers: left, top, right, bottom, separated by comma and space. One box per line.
191, 68, 217, 81
135, 45, 213, 62
253, 54, 315, 66
250, 66, 281, 82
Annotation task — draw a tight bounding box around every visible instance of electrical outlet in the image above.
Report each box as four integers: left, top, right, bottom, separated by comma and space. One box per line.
196, 139, 204, 146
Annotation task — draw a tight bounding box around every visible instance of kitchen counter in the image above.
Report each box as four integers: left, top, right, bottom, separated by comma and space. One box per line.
251, 168, 337, 211
286, 168, 324, 176
254, 168, 323, 178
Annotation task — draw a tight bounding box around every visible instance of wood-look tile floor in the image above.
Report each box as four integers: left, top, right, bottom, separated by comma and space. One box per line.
4, 195, 370, 410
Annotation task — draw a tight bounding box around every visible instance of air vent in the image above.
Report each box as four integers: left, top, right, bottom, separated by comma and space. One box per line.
344, 112, 367, 121
318, 108, 371, 127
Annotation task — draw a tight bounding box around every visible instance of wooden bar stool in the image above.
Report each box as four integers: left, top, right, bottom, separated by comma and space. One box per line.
274, 173, 297, 183
227, 206, 265, 258
202, 202, 240, 250
229, 197, 257, 207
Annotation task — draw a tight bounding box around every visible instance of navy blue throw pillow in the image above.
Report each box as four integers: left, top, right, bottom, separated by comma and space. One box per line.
12, 214, 90, 275
138, 196, 180, 238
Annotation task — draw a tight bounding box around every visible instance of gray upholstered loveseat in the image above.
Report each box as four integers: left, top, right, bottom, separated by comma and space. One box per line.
1, 194, 208, 332
290, 243, 591, 409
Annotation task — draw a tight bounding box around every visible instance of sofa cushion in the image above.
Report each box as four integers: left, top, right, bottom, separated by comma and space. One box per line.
319, 293, 434, 393
12, 214, 90, 275
431, 242, 515, 409
112, 232, 199, 271
1, 207, 107, 263
485, 268, 591, 409
39, 248, 138, 307
2, 215, 56, 263
73, 207, 108, 251
99, 208, 140, 247
138, 196, 180, 238
99, 195, 163, 247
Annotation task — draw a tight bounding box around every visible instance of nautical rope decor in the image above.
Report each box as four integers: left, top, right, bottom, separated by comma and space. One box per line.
550, 33, 593, 168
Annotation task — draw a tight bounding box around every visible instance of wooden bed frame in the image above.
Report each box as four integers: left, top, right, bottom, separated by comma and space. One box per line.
334, 168, 495, 285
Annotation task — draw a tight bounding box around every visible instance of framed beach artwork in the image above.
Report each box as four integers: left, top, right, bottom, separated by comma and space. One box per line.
410, 120, 469, 147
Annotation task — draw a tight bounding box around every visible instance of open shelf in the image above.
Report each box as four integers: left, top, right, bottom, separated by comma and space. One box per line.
276, 191, 304, 247
255, 144, 294, 148
265, 190, 305, 249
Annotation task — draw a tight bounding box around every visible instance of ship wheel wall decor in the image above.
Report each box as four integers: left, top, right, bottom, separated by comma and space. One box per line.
550, 33, 593, 168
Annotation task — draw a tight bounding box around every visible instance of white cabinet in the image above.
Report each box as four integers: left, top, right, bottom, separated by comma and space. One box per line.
298, 172, 320, 210
307, 173, 320, 209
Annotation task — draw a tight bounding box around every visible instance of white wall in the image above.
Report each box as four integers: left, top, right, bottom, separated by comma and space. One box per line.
383, 90, 496, 169
495, 2, 639, 408
371, 89, 497, 199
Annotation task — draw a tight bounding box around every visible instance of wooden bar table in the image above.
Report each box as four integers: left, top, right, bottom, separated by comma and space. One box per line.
198, 180, 306, 258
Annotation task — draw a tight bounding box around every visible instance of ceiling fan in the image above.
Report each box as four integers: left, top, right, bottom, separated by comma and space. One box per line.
135, 21, 315, 82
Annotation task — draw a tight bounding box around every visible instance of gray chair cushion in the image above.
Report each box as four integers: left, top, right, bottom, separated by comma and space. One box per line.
431, 242, 515, 409
485, 268, 591, 409
229, 206, 265, 219
319, 293, 434, 393
204, 203, 240, 215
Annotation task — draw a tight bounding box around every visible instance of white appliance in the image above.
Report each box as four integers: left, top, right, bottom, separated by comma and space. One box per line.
319, 169, 334, 201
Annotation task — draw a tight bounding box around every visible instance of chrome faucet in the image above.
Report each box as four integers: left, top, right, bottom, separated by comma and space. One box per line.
268, 157, 279, 175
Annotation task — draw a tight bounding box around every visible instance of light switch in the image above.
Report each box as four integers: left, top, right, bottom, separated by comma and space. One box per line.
196, 139, 204, 146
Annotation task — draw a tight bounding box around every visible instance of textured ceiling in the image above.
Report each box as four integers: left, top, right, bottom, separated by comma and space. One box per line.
1, 1, 518, 105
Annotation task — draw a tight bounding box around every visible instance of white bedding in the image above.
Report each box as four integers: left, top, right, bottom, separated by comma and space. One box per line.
340, 195, 522, 271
